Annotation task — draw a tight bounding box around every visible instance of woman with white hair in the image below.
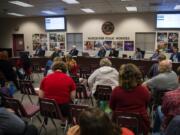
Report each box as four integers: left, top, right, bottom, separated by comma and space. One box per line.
88, 58, 119, 94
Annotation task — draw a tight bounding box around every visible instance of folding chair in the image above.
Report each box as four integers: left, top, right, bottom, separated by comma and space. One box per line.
32, 64, 44, 80
70, 104, 89, 125
79, 67, 91, 79
39, 98, 69, 135
75, 84, 93, 106
112, 111, 141, 135
95, 85, 112, 101
4, 97, 41, 122
19, 80, 38, 104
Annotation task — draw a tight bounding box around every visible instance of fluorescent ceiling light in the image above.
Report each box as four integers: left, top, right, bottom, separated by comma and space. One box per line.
9, 1, 34, 7
81, 8, 95, 13
121, 0, 134, 1
126, 6, 137, 11
174, 5, 180, 10
62, 0, 79, 4
41, 10, 57, 15
7, 12, 25, 16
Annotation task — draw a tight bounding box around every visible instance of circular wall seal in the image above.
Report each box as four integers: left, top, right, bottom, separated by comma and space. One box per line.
102, 21, 114, 35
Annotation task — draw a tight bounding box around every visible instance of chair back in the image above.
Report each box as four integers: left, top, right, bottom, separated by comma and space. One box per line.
79, 67, 91, 79
112, 111, 140, 134
76, 84, 88, 99
19, 80, 36, 95
4, 97, 27, 117
70, 104, 88, 125
32, 64, 43, 73
39, 98, 65, 121
153, 89, 172, 105
95, 85, 112, 100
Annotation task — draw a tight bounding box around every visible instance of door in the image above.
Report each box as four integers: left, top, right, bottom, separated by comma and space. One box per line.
13, 34, 24, 56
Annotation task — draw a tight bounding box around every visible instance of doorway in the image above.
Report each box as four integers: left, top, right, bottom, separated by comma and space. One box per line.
13, 34, 24, 56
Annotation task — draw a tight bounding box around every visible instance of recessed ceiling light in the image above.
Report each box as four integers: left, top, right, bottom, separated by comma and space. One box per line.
9, 1, 34, 7
81, 8, 95, 13
174, 5, 180, 10
41, 10, 57, 15
126, 6, 137, 11
7, 12, 25, 16
62, 0, 79, 4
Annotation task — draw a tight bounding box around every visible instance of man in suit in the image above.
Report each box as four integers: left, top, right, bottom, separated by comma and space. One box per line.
97, 46, 106, 58
69, 45, 78, 56
109, 47, 119, 57
34, 45, 45, 57
170, 46, 180, 62
51, 46, 64, 58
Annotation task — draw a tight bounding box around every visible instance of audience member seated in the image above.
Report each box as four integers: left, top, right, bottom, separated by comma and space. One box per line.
65, 54, 79, 77
45, 56, 62, 76
0, 51, 18, 91
51, 46, 64, 58
0, 92, 38, 135
69, 45, 79, 56
88, 58, 118, 94
109, 64, 151, 135
67, 108, 134, 135
133, 48, 143, 60
164, 115, 180, 135
34, 44, 45, 57
97, 46, 106, 58
39, 61, 76, 120
143, 60, 179, 91
150, 49, 160, 61
147, 54, 166, 78
170, 46, 180, 62
109, 46, 119, 57
152, 66, 180, 134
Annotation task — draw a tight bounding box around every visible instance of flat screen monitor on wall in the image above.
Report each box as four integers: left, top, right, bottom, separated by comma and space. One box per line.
45, 16, 66, 31
156, 13, 180, 29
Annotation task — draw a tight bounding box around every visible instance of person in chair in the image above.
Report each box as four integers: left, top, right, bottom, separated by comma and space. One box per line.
34, 45, 45, 57
109, 46, 119, 57
51, 46, 64, 58
97, 46, 106, 58
69, 45, 79, 56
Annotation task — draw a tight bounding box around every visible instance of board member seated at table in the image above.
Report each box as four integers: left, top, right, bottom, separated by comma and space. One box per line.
133, 48, 143, 60
109, 46, 119, 57
97, 46, 106, 58
170, 46, 180, 62
150, 49, 160, 61
51, 46, 64, 58
69, 45, 79, 56
34, 44, 45, 57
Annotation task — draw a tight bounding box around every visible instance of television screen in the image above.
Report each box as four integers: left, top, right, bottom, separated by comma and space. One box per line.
45, 17, 66, 31
156, 13, 180, 29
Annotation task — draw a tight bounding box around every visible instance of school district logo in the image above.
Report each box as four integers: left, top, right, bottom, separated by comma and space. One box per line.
102, 21, 114, 35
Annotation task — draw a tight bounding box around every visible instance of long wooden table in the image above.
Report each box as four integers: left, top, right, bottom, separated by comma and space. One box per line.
10, 56, 180, 75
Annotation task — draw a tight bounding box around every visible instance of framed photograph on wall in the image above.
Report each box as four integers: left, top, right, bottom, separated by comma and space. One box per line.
124, 41, 134, 51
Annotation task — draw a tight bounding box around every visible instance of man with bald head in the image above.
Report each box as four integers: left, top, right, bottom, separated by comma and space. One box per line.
143, 59, 179, 91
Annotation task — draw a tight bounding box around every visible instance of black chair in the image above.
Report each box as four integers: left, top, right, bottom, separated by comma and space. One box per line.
4, 97, 41, 122
94, 85, 112, 101
39, 98, 69, 135
79, 67, 91, 79
19, 80, 38, 104
112, 111, 141, 135
75, 84, 93, 106
70, 104, 89, 125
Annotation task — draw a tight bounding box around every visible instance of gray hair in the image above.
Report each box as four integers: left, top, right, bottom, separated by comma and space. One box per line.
99, 58, 112, 67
